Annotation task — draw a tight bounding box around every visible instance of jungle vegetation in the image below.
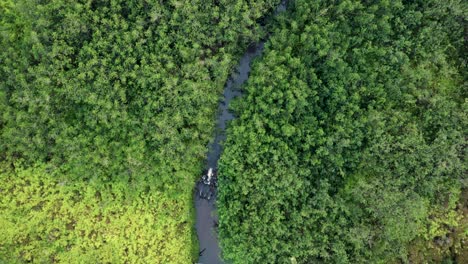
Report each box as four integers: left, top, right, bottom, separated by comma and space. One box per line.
1, 0, 467, 263
218, 0, 467, 263
0, 0, 280, 262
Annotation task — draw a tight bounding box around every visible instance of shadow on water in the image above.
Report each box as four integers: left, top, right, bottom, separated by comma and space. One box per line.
194, 1, 287, 263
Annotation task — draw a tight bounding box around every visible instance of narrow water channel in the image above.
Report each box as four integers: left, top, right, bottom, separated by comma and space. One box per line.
194, 2, 287, 263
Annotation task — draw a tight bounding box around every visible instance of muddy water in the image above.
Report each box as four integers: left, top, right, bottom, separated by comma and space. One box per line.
195, 2, 287, 263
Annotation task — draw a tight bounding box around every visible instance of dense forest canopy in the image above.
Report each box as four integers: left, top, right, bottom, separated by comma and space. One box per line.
1, 0, 467, 263
0, 0, 280, 262
218, 0, 467, 263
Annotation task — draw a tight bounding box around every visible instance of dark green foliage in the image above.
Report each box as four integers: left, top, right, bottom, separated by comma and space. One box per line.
1, 0, 280, 190
218, 0, 467, 263
0, 0, 280, 262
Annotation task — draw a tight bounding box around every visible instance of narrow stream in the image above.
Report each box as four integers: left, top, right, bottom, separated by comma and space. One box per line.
194, 2, 287, 263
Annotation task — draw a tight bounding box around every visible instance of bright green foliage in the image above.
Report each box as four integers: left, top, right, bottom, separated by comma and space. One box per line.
218, 0, 467, 263
0, 164, 195, 263
0, 0, 279, 262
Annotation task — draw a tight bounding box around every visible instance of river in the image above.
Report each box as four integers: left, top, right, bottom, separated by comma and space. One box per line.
194, 1, 287, 263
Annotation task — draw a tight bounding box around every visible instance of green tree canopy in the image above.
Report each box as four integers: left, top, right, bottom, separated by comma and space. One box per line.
218, 0, 467, 263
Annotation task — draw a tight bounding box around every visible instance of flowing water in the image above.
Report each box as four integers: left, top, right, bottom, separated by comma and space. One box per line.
194, 2, 287, 263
